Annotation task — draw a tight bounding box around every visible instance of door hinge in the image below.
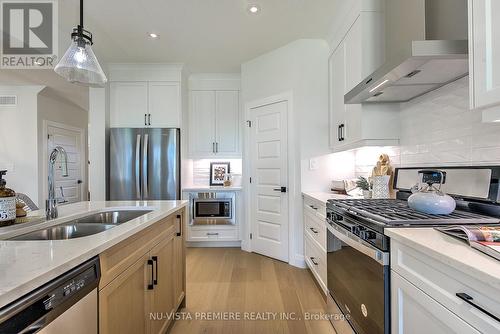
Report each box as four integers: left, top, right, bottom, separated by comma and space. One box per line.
246, 120, 252, 127
250, 233, 253, 240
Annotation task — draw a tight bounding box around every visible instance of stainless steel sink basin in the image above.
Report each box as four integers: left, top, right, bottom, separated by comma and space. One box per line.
10, 210, 152, 241
69, 210, 152, 225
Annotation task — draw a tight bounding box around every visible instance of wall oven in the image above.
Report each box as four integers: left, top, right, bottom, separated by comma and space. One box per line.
326, 208, 390, 334
192, 192, 234, 225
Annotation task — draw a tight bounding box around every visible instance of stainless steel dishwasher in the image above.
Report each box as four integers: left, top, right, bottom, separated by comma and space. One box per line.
0, 257, 100, 334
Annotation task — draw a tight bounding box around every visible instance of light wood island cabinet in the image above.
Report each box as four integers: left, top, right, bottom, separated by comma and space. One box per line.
98, 208, 187, 334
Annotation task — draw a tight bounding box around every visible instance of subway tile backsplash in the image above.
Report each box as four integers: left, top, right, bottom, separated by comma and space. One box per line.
191, 159, 242, 186
398, 77, 500, 167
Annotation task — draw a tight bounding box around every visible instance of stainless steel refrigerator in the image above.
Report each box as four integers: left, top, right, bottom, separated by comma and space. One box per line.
109, 128, 180, 200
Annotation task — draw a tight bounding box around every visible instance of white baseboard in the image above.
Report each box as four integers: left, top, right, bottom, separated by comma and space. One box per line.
289, 253, 306, 269
186, 241, 242, 248
240, 239, 251, 252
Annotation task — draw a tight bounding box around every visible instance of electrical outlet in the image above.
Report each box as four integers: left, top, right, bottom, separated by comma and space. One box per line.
309, 158, 318, 171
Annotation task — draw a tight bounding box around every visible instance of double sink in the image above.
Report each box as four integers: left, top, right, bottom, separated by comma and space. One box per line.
10, 210, 152, 241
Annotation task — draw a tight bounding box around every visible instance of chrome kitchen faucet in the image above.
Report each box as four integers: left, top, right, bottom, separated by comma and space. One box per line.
46, 146, 69, 219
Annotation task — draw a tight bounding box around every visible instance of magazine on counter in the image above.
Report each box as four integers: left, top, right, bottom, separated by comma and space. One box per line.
436, 225, 500, 261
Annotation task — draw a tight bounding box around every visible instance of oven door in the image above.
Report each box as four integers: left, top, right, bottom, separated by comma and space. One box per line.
193, 199, 232, 219
326, 222, 390, 334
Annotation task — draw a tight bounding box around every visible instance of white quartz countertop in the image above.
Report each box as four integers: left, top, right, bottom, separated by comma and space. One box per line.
0, 200, 188, 309
302, 191, 352, 204
182, 185, 242, 192
385, 228, 500, 290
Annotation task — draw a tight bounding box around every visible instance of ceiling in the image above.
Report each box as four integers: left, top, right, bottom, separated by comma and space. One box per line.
59, 0, 339, 73
0, 0, 339, 109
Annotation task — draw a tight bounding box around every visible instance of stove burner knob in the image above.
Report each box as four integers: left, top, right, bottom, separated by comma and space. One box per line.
360, 230, 376, 240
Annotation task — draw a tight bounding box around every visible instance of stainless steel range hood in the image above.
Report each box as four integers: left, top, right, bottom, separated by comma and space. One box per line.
345, 0, 468, 104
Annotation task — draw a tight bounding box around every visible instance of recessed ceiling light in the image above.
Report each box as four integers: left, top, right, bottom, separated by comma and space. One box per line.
248, 4, 260, 14
148, 33, 159, 39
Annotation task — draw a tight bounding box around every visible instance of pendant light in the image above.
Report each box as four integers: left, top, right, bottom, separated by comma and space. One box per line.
54, 0, 107, 87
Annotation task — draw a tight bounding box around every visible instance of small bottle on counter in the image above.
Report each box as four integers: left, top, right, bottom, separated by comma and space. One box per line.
0, 170, 16, 226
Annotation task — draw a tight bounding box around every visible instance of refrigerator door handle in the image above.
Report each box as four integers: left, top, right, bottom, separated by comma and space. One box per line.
135, 134, 141, 199
143, 133, 149, 199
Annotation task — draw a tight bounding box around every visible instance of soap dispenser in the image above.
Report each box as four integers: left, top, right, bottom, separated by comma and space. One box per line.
0, 170, 16, 226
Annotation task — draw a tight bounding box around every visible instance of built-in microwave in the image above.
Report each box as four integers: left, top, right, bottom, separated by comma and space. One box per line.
193, 196, 234, 225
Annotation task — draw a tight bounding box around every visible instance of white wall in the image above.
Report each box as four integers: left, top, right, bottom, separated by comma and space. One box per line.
241, 39, 330, 267
0, 85, 44, 205
37, 89, 89, 205
88, 87, 107, 200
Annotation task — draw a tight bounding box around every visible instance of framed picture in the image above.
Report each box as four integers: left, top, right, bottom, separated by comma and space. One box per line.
210, 162, 230, 186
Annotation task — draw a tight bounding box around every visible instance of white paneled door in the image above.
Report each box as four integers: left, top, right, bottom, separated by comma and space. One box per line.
47, 124, 85, 204
249, 101, 288, 262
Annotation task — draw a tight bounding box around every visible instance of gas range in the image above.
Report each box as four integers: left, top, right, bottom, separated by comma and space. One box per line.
327, 198, 498, 227
325, 166, 500, 334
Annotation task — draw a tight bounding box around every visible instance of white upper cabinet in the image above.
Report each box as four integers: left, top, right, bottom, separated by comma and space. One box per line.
110, 82, 149, 128
188, 90, 240, 158
215, 91, 240, 156
469, 0, 500, 122
329, 10, 399, 152
188, 91, 217, 157
148, 82, 181, 128
329, 42, 347, 149
108, 64, 183, 128
110, 81, 181, 128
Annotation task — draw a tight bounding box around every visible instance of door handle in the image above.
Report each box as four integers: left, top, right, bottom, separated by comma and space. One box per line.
147, 259, 154, 290
148, 114, 151, 126
152, 256, 158, 285
310, 257, 319, 266
338, 125, 341, 142
142, 134, 149, 199
215, 142, 219, 153
144, 114, 147, 126
212, 142, 216, 154
340, 124, 345, 141
273, 187, 287, 193
135, 134, 141, 199
456, 293, 500, 322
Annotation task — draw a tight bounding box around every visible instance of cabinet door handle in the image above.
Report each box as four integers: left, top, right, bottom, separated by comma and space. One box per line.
176, 214, 182, 237
340, 124, 345, 141
310, 227, 319, 234
456, 293, 500, 322
338, 125, 341, 142
148, 114, 151, 126
309, 205, 317, 210
212, 142, 216, 153
310, 257, 319, 266
215, 142, 218, 153
144, 114, 148, 126
152, 256, 158, 285
206, 232, 219, 236
147, 259, 154, 290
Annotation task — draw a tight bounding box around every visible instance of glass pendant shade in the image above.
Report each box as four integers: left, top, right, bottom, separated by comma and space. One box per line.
54, 35, 107, 88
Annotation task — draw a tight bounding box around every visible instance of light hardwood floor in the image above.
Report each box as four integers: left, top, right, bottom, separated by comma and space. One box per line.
170, 248, 335, 334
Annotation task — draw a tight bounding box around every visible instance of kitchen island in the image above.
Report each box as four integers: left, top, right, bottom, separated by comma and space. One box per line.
0, 200, 188, 333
